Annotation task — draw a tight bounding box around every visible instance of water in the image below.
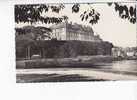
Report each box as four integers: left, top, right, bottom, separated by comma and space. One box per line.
98, 60, 137, 72
16, 60, 137, 82
112, 60, 137, 71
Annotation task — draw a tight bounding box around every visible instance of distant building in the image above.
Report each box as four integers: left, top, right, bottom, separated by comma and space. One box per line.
50, 22, 102, 42
126, 51, 134, 57
112, 47, 126, 57
124, 47, 137, 57
112, 47, 137, 58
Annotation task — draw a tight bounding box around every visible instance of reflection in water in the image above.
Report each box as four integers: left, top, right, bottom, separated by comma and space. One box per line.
111, 60, 137, 71
100, 60, 137, 71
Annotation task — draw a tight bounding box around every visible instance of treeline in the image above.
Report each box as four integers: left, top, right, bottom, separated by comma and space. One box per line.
16, 40, 113, 59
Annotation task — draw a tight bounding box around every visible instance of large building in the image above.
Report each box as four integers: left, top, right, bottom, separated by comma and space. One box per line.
50, 22, 102, 42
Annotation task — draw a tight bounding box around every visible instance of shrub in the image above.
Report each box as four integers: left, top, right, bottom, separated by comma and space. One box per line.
16, 40, 113, 58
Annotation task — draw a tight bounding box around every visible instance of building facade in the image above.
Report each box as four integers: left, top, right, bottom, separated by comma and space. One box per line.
50, 22, 102, 42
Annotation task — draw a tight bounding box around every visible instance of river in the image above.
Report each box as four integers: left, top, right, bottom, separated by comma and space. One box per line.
97, 60, 137, 72
16, 60, 137, 82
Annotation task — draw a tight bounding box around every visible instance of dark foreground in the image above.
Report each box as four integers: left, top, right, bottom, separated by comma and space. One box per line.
16, 74, 106, 83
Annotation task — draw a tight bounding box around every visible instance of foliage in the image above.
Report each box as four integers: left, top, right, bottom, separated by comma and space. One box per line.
15, 4, 100, 25
72, 4, 80, 13
16, 40, 113, 58
108, 2, 136, 24
80, 9, 100, 25
15, 3, 136, 25
15, 26, 52, 40
15, 4, 67, 24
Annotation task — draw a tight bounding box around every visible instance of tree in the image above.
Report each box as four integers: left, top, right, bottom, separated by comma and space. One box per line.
15, 26, 52, 40
15, 3, 136, 25
15, 4, 68, 24
108, 2, 136, 24
15, 3, 100, 25
16, 26, 52, 59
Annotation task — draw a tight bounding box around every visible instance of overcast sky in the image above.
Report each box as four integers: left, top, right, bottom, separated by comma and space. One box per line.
16, 3, 137, 48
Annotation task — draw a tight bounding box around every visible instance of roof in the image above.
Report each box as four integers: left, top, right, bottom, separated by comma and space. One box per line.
50, 22, 66, 29
66, 23, 94, 34
50, 22, 94, 35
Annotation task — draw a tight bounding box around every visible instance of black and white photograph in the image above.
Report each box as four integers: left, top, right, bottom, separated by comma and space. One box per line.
15, 2, 137, 83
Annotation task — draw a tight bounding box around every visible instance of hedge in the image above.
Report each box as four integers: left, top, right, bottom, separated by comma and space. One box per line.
16, 40, 113, 59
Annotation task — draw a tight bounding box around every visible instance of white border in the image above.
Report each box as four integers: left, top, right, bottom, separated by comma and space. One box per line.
0, 1, 137, 100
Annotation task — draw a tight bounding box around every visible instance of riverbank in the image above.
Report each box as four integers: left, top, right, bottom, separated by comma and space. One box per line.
16, 55, 114, 69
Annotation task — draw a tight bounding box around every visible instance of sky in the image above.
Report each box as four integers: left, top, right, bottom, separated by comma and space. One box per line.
16, 3, 137, 48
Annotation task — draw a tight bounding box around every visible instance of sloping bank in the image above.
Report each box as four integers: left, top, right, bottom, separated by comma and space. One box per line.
16, 55, 114, 69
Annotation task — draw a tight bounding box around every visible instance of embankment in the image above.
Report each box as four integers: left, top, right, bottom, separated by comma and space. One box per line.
16, 55, 114, 69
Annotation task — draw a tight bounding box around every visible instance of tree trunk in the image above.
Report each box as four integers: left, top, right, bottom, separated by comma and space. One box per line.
42, 48, 45, 58
39, 49, 42, 58
26, 47, 28, 59
27, 45, 31, 59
